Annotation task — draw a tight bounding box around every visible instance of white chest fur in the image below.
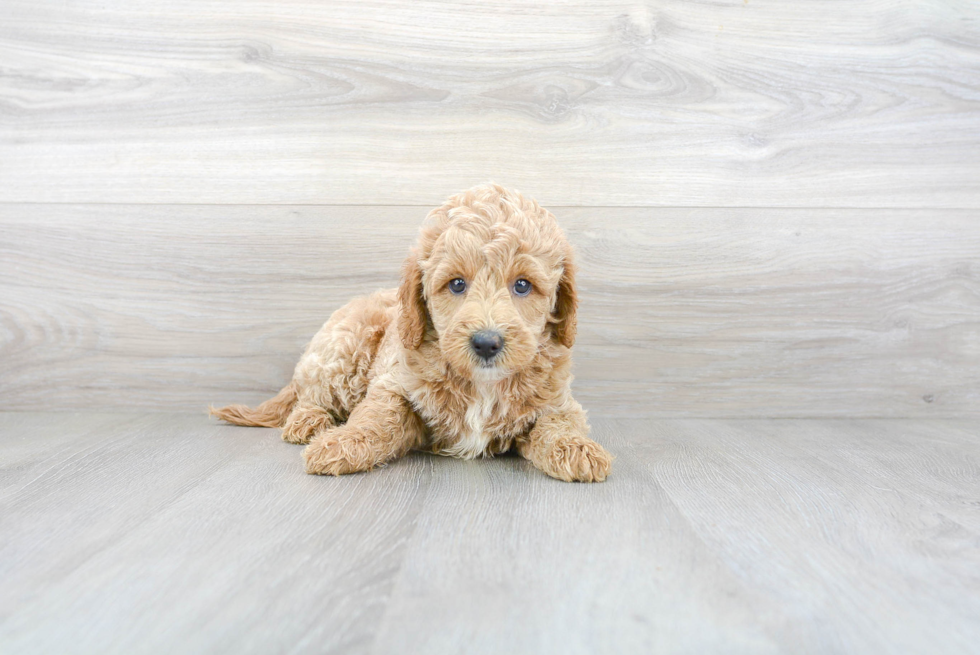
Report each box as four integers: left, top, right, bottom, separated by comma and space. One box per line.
443, 379, 497, 459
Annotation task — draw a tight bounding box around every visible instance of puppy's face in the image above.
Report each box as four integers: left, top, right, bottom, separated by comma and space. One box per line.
398, 186, 577, 380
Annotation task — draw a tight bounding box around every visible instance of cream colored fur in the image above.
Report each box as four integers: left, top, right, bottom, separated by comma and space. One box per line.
211, 183, 612, 482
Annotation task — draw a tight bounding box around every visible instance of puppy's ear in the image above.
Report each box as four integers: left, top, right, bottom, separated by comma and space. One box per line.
552, 253, 578, 348
398, 250, 427, 349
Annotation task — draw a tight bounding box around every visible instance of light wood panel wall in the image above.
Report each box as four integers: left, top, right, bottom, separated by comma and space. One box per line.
2, 205, 977, 417
2, 1, 979, 416
1, 0, 979, 206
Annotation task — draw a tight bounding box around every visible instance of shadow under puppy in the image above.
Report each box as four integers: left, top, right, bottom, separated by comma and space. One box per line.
212, 183, 612, 482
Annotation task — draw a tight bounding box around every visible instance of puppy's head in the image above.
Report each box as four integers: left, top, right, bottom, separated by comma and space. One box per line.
398, 184, 577, 380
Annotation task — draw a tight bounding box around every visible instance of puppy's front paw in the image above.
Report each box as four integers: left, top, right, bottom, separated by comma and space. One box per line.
545, 436, 613, 483
302, 427, 378, 476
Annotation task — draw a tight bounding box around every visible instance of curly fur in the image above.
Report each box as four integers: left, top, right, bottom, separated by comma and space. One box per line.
211, 183, 613, 482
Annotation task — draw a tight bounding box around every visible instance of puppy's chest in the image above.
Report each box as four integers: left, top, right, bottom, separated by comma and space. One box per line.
414, 381, 535, 459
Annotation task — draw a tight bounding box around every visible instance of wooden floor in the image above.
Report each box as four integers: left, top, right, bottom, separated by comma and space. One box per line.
1, 413, 977, 654
3, 2, 979, 652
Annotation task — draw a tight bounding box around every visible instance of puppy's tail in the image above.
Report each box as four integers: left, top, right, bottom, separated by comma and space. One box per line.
209, 382, 298, 428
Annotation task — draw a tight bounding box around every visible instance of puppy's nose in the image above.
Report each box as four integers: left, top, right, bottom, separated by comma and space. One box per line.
470, 330, 504, 360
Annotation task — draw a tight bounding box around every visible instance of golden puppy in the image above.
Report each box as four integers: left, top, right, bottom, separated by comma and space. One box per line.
212, 184, 612, 482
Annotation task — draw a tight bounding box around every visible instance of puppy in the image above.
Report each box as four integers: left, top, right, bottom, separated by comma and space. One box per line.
212, 184, 612, 482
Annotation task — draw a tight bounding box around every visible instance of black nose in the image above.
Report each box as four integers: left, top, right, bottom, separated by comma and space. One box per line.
470, 330, 504, 360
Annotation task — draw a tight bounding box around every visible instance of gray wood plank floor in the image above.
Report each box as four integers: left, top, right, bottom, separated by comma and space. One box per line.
1, 413, 977, 654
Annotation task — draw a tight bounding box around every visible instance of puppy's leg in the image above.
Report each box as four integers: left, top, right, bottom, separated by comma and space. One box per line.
281, 403, 335, 445
303, 385, 424, 476
283, 290, 398, 445
517, 402, 612, 483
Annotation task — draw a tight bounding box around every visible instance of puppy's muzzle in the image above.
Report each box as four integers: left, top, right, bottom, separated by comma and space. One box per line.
470, 330, 504, 361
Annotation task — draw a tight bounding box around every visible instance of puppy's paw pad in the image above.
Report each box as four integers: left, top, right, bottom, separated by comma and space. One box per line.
302, 431, 376, 476
551, 438, 613, 483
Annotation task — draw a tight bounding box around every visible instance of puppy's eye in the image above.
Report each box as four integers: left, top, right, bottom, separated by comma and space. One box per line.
512, 279, 532, 296
448, 278, 467, 295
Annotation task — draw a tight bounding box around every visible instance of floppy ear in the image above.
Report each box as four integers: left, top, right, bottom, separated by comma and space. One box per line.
552, 254, 578, 348
398, 250, 427, 349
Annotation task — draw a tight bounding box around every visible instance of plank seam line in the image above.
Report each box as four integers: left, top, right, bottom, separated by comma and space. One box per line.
1, 202, 977, 210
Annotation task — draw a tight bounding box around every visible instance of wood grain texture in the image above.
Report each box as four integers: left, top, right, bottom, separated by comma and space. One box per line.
2, 204, 978, 417
1, 414, 978, 653
1, 0, 980, 206
0, 412, 432, 654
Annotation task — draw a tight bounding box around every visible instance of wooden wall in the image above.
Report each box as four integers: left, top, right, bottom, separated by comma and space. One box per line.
2, 1, 979, 417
